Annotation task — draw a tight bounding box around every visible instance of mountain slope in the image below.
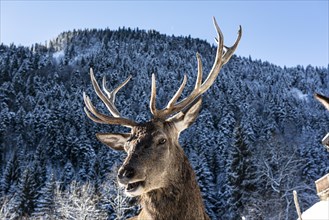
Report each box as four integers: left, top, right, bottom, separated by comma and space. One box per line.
0, 27, 328, 219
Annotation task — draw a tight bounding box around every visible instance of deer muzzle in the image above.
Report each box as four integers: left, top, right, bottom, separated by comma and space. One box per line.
117, 166, 146, 196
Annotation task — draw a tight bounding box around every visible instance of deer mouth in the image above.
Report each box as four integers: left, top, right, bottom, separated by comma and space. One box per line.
126, 180, 145, 195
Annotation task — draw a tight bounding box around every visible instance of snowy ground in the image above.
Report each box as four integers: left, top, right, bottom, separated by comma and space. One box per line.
300, 201, 329, 220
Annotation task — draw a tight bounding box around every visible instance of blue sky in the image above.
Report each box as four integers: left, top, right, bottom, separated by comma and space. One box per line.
1, 1, 328, 67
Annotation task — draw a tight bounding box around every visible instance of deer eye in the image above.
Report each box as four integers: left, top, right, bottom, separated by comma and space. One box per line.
158, 138, 167, 145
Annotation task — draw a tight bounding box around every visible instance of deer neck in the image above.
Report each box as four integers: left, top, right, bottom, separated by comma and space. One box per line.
139, 147, 208, 220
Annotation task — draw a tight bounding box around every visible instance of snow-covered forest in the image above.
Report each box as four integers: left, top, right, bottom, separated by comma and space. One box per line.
0, 27, 328, 219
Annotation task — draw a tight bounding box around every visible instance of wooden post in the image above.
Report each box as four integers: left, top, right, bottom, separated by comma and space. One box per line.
293, 190, 302, 220
315, 173, 329, 200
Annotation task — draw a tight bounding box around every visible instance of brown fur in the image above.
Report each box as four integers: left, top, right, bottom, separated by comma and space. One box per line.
103, 120, 210, 220
138, 152, 210, 220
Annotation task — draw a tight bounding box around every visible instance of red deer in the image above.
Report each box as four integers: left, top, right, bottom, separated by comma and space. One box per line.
83, 17, 242, 220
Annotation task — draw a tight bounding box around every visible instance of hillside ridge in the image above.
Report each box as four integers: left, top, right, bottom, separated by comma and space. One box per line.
0, 26, 328, 219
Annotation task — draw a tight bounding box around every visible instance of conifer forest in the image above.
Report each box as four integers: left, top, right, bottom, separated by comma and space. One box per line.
0, 27, 328, 219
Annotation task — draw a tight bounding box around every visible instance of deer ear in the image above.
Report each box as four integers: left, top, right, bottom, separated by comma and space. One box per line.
96, 133, 130, 151
167, 97, 202, 133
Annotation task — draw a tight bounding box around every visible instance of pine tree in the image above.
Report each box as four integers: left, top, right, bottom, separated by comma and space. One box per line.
11, 167, 38, 217
188, 148, 217, 219
1, 151, 22, 196
0, 24, 328, 220
33, 174, 56, 218
32, 144, 48, 190
61, 161, 75, 188
226, 125, 257, 219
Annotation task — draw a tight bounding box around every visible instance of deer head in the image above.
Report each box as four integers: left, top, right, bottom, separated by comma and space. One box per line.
83, 17, 242, 198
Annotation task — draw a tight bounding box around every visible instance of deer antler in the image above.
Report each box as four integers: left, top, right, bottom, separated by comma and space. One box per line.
315, 93, 329, 111
150, 17, 242, 119
83, 68, 137, 128
84, 18, 242, 126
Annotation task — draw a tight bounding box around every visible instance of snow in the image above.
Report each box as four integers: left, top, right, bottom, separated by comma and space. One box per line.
299, 201, 329, 220
1, 26, 329, 220
52, 50, 64, 61
291, 88, 308, 101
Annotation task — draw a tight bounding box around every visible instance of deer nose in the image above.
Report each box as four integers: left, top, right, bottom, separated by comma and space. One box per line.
118, 166, 135, 180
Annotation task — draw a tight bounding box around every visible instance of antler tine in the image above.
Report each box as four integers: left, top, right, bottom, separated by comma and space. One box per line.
90, 69, 121, 117
150, 74, 157, 116
315, 93, 329, 111
222, 25, 242, 65
150, 74, 188, 118
103, 75, 132, 104
83, 93, 106, 124
84, 107, 105, 124
195, 53, 203, 90
150, 17, 242, 119
198, 17, 225, 93
83, 69, 137, 128
84, 92, 136, 126
167, 74, 188, 107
